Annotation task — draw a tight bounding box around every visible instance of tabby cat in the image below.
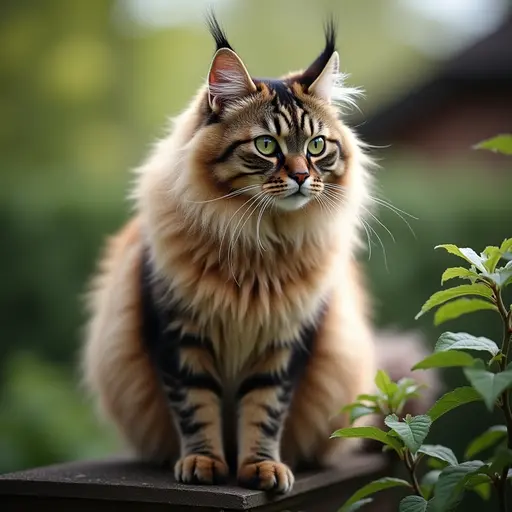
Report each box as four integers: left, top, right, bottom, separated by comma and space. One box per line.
82, 15, 432, 494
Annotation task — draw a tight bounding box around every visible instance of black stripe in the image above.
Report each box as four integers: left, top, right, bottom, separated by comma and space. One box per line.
237, 373, 282, 399
178, 404, 201, 421
215, 139, 252, 163
300, 111, 307, 131
253, 420, 280, 438
272, 117, 281, 136
167, 388, 186, 403
280, 111, 293, 130
308, 117, 314, 136
180, 419, 209, 437
316, 151, 338, 170
240, 154, 274, 173
262, 404, 283, 421
255, 448, 275, 460
180, 372, 223, 397
186, 439, 212, 454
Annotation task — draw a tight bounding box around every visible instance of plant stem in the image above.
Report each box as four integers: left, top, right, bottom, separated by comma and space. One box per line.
493, 285, 512, 511
404, 451, 423, 498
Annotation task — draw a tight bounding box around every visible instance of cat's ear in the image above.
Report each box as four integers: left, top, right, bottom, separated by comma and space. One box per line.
306, 51, 339, 102
207, 48, 257, 111
299, 19, 339, 102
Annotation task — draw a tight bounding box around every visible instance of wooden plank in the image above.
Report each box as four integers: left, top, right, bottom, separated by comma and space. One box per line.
0, 454, 390, 510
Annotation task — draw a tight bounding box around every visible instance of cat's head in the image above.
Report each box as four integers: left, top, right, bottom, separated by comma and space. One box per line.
184, 14, 371, 215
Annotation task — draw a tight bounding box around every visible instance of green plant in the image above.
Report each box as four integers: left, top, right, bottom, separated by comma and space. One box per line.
333, 135, 512, 511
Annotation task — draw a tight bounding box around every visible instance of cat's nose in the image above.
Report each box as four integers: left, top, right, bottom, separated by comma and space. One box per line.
288, 170, 309, 185
285, 155, 310, 186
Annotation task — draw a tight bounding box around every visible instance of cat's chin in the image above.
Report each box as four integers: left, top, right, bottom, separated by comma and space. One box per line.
274, 193, 312, 212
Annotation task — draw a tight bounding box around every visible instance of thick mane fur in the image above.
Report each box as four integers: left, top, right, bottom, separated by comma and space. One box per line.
80, 13, 436, 495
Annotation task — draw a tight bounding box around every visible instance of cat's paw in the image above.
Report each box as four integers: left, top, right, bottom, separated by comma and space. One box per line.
174, 454, 229, 485
237, 460, 294, 494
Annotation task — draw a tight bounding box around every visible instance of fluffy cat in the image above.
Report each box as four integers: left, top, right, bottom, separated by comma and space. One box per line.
81, 15, 435, 494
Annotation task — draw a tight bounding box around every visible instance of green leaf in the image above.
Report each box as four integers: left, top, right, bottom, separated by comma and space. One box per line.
375, 369, 397, 397
412, 351, 476, 370
473, 134, 512, 155
339, 477, 411, 512
463, 366, 512, 411
482, 246, 503, 273
430, 461, 486, 511
348, 405, 378, 424
499, 238, 512, 254
415, 284, 493, 320
399, 495, 428, 512
464, 425, 507, 459
391, 378, 425, 413
464, 473, 492, 500
421, 470, 441, 500
441, 267, 480, 284
384, 414, 432, 454
435, 332, 500, 356
418, 444, 458, 466
344, 498, 374, 512
489, 264, 512, 287
433, 299, 498, 326
427, 387, 482, 422
330, 426, 402, 453
356, 394, 380, 403
488, 447, 512, 474
435, 245, 487, 272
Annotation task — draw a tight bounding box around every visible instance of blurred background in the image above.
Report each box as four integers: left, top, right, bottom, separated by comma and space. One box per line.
0, 0, 511, 508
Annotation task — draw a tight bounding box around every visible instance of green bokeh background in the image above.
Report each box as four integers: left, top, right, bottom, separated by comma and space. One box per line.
1, 1, 511, 509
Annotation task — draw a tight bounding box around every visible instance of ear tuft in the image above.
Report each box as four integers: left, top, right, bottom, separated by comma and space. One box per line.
298, 18, 339, 102
206, 10, 235, 52
308, 51, 339, 102
207, 49, 257, 110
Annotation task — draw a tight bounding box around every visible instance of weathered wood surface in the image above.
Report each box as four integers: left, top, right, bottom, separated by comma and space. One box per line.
0, 453, 399, 511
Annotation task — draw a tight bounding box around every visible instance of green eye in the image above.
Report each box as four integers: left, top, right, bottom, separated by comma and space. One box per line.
255, 136, 278, 156
307, 136, 325, 156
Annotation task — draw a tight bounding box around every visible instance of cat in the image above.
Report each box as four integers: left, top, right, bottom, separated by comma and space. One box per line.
81, 14, 437, 494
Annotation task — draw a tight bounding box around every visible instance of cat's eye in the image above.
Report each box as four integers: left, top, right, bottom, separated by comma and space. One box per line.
307, 136, 325, 156
255, 136, 278, 156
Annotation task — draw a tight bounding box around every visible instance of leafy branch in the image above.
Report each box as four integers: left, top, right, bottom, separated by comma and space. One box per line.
332, 135, 512, 512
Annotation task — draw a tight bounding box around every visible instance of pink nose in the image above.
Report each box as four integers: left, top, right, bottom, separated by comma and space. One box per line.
289, 171, 309, 185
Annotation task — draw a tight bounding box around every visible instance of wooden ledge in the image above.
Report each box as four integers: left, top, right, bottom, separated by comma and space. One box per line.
0, 454, 392, 511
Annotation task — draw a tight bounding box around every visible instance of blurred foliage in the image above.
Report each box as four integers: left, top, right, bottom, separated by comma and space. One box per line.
0, 8, 511, 512
0, 352, 120, 474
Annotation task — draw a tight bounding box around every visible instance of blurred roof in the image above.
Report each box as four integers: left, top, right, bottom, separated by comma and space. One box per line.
357, 14, 512, 145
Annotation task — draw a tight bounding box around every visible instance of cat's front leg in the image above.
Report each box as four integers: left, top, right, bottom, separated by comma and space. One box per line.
154, 335, 229, 485
236, 343, 310, 494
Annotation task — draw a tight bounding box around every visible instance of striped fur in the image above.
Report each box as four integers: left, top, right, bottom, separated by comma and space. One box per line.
80, 15, 428, 494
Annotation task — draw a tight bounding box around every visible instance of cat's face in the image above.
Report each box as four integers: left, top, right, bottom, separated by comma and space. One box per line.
206, 80, 348, 212
190, 18, 363, 215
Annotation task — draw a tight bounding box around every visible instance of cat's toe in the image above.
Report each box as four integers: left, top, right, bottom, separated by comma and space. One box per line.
174, 454, 228, 485
237, 460, 294, 494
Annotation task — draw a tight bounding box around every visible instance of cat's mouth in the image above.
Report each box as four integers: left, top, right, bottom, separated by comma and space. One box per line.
275, 192, 311, 211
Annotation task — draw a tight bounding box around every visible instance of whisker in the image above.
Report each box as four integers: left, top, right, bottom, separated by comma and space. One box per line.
187, 185, 261, 204
358, 217, 373, 261
369, 194, 418, 219
219, 192, 265, 279
256, 196, 273, 253
368, 196, 417, 239
360, 205, 395, 243
229, 194, 267, 277
325, 183, 417, 240
364, 219, 388, 272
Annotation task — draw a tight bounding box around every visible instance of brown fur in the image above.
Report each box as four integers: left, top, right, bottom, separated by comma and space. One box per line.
81, 18, 437, 493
